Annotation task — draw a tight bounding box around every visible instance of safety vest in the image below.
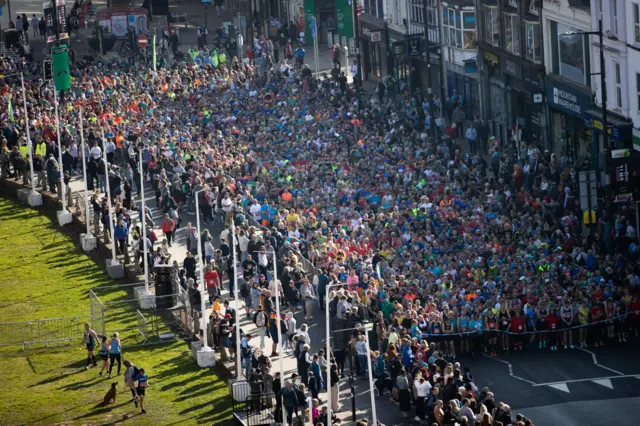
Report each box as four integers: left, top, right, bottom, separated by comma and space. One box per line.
19, 145, 29, 158
35, 142, 47, 158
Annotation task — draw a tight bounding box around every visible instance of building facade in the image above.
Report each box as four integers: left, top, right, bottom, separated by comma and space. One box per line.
541, 0, 592, 162
441, 0, 480, 119
476, 0, 547, 148
408, 0, 445, 98
587, 0, 634, 185
625, 0, 640, 154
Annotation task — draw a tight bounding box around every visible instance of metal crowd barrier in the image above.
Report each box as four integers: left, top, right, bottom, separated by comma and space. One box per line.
0, 315, 93, 350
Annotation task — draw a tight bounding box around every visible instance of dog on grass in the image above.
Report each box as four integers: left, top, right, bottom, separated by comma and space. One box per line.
102, 382, 118, 406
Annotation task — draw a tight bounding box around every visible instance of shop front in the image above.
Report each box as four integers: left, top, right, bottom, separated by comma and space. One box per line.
583, 109, 633, 178
546, 76, 592, 163
359, 16, 389, 82
478, 42, 546, 149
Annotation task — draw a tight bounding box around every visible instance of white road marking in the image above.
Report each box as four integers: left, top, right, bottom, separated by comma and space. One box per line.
577, 348, 625, 376
532, 374, 640, 386
591, 379, 613, 389
547, 383, 570, 393
482, 354, 537, 385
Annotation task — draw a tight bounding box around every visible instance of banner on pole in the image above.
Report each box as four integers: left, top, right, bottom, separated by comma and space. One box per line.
52, 45, 71, 91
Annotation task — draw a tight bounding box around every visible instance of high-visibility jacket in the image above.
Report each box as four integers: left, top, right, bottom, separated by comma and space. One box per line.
19, 144, 29, 158
35, 142, 47, 158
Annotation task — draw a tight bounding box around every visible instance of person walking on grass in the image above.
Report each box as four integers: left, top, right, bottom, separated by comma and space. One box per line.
108, 332, 122, 377
123, 360, 138, 406
83, 323, 99, 369
134, 368, 149, 414
98, 336, 111, 376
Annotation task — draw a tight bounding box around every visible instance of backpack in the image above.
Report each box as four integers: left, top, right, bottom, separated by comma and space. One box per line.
132, 365, 141, 378
256, 311, 266, 327
240, 282, 251, 298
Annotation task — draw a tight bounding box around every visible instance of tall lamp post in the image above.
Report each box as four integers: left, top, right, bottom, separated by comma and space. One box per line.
18, 72, 43, 207
79, 107, 97, 252
53, 87, 73, 226
256, 249, 283, 380
325, 282, 342, 426
103, 129, 125, 279
195, 188, 216, 368
561, 19, 611, 218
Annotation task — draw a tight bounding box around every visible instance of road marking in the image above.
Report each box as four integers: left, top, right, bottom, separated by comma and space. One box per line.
532, 374, 640, 386
577, 348, 625, 376
591, 379, 613, 389
547, 383, 570, 393
482, 354, 537, 385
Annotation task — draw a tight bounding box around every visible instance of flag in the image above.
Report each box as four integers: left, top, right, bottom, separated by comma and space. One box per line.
153, 34, 157, 72
8, 96, 14, 122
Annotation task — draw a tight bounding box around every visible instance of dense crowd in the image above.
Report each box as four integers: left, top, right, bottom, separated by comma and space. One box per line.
2, 27, 640, 426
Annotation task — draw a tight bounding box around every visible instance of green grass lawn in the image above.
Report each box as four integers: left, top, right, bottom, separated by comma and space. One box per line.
0, 198, 233, 425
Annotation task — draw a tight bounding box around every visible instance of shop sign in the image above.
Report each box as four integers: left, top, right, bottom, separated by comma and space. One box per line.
484, 51, 499, 66
547, 79, 590, 118
611, 149, 632, 202
407, 37, 422, 57
393, 41, 405, 56
502, 59, 522, 79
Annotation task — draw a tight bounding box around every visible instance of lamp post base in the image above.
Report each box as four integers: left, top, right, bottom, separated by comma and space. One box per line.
197, 346, 216, 368
106, 258, 125, 279
80, 233, 97, 252
28, 192, 43, 207
57, 210, 73, 226
134, 286, 155, 309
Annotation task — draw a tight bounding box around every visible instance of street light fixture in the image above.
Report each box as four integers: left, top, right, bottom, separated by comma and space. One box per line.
560, 19, 609, 193
195, 188, 215, 367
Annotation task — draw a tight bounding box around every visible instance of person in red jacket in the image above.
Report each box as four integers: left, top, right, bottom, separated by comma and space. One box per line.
510, 309, 526, 351
544, 308, 561, 351
161, 213, 175, 247
204, 265, 221, 302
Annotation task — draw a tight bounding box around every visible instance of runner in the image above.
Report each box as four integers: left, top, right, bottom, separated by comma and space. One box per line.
83, 323, 99, 370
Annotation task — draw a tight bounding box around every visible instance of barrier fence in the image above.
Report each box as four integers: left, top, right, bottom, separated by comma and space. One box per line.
0, 316, 93, 350
90, 281, 195, 346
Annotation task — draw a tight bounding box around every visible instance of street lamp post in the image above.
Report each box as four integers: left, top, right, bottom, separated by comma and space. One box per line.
325, 282, 343, 426
103, 128, 125, 279
53, 87, 72, 226
139, 150, 150, 294
195, 188, 216, 367
363, 321, 377, 426
561, 19, 611, 219
231, 225, 242, 378
255, 249, 283, 381
19, 73, 42, 207
79, 107, 97, 252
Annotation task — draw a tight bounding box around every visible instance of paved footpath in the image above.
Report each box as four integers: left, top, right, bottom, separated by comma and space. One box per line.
42, 168, 403, 426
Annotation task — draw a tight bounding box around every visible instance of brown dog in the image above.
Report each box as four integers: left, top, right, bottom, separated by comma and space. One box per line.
102, 382, 118, 406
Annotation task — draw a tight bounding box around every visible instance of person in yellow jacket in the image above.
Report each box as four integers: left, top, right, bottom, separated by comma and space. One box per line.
35, 139, 47, 158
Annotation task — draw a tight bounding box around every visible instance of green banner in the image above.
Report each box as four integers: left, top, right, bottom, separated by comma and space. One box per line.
304, 0, 315, 45
51, 45, 71, 91
335, 0, 354, 40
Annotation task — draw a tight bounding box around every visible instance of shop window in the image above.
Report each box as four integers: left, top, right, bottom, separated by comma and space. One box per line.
525, 21, 540, 63
504, 12, 520, 55
636, 73, 640, 113
633, 3, 640, 43
443, 9, 475, 49
552, 21, 588, 85
614, 61, 622, 108
484, 5, 500, 47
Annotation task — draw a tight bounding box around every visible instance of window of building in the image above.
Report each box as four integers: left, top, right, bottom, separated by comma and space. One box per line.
550, 21, 588, 85
612, 0, 619, 37
525, 21, 541, 63
597, 0, 603, 26
529, 0, 539, 15
636, 73, 640, 112
614, 61, 622, 108
634, 3, 640, 43
443, 9, 476, 49
504, 12, 519, 54
484, 5, 500, 47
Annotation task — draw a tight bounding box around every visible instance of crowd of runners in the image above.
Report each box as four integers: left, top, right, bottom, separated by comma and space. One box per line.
1, 29, 640, 425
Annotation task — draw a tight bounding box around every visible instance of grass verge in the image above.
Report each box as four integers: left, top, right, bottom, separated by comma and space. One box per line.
0, 198, 233, 425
